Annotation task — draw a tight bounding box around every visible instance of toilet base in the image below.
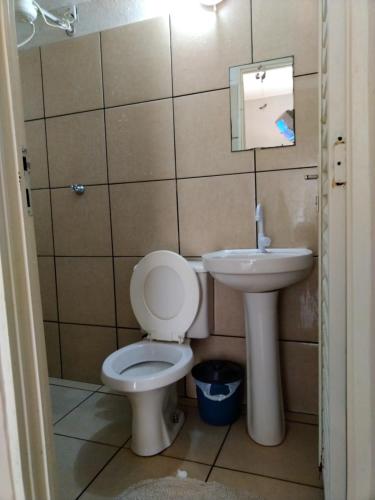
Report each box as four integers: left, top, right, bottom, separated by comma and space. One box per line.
127, 381, 184, 456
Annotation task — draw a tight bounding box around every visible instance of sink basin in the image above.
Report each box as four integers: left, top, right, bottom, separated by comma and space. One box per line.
202, 248, 313, 292
202, 248, 313, 446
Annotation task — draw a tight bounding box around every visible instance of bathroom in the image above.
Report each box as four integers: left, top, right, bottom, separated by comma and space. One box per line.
0, 0, 374, 499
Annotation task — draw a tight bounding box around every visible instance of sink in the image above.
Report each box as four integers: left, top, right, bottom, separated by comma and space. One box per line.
202, 248, 313, 446
202, 248, 313, 292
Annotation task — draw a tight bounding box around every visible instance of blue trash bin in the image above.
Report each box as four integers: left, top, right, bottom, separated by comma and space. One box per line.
192, 360, 243, 426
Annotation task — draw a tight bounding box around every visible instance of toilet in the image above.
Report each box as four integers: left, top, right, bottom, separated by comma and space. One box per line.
102, 250, 212, 457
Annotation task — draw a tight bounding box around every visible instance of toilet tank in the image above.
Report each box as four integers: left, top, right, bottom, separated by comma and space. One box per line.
187, 260, 213, 339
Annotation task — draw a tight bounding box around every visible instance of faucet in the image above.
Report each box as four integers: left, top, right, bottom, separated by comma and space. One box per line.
255, 203, 271, 253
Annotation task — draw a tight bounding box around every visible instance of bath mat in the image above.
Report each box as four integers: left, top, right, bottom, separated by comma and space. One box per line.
117, 473, 261, 500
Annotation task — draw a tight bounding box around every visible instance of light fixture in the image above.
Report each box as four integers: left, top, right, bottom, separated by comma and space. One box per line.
15, 0, 78, 48
200, 0, 224, 10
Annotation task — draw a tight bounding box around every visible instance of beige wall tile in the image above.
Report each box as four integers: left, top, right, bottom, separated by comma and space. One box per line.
171, 0, 251, 95
110, 180, 179, 256
252, 0, 319, 76
186, 335, 246, 398
56, 257, 115, 326
106, 100, 175, 183
38, 257, 58, 321
114, 258, 140, 328
209, 468, 323, 500
25, 120, 49, 189
281, 341, 319, 414
256, 75, 319, 171
51, 186, 112, 256
32, 190, 53, 255
46, 111, 107, 187
178, 174, 256, 256
101, 17, 172, 107
174, 90, 254, 177
214, 280, 245, 336
41, 34, 103, 117
60, 324, 116, 383
19, 48, 44, 120
256, 168, 318, 254
279, 258, 318, 342
44, 322, 61, 378
118, 328, 144, 347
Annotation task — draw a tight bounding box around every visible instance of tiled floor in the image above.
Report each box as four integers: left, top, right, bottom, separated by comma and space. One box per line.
50, 378, 324, 500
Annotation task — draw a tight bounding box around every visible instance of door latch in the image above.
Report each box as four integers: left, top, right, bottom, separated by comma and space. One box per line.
333, 137, 346, 186
22, 147, 32, 216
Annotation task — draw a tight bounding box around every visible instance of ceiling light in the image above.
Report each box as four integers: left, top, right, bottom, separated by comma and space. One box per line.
200, 0, 224, 8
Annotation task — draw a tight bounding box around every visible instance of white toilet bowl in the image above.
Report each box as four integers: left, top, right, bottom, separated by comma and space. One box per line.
101, 251, 212, 456
102, 340, 193, 456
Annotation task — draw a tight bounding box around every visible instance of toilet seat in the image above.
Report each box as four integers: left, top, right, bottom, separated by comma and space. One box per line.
102, 340, 193, 393
130, 251, 199, 342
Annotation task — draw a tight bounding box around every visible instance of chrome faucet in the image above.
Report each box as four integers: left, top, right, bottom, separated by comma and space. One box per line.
255, 203, 271, 253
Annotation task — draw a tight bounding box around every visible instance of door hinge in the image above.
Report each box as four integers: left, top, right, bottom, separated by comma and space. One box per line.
22, 147, 32, 216
333, 137, 346, 186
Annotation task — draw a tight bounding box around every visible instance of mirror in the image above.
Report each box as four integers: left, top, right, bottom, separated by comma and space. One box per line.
230, 57, 295, 151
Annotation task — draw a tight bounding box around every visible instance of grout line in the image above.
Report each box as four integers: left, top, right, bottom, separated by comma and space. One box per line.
37, 45, 64, 379
295, 71, 319, 78
168, 15, 181, 255
205, 424, 232, 482
99, 31, 119, 350
160, 452, 215, 468
250, 0, 254, 63
45, 320, 136, 330
24, 87, 232, 124
49, 382, 99, 392
29, 164, 318, 193
54, 432, 120, 449
75, 434, 131, 499
75, 446, 124, 500
52, 391, 96, 426
211, 464, 324, 490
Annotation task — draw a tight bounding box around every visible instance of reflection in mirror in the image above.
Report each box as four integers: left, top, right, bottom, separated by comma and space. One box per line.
230, 57, 295, 151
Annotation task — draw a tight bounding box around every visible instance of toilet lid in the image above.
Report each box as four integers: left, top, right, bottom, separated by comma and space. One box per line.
130, 251, 200, 342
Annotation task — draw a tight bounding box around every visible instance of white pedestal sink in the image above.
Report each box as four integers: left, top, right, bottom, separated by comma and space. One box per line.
202, 248, 313, 446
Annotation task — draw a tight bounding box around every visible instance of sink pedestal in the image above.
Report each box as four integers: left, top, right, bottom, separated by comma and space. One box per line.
243, 291, 285, 446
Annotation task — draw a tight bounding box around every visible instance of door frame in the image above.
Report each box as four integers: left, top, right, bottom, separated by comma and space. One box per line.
346, 0, 375, 498
0, 0, 56, 498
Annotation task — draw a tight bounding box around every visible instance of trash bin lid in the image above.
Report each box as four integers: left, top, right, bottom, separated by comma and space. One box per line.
192, 360, 243, 384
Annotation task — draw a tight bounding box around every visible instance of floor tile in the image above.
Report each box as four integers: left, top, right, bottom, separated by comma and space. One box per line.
50, 385, 92, 424
54, 392, 132, 446
162, 405, 229, 465
209, 467, 323, 500
216, 417, 321, 487
54, 434, 117, 500
80, 449, 210, 499
49, 377, 102, 392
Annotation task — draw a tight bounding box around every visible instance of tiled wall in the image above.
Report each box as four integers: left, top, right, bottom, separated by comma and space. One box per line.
20, 0, 319, 415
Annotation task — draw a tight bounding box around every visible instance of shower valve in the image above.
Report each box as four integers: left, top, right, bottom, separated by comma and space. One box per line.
71, 184, 85, 194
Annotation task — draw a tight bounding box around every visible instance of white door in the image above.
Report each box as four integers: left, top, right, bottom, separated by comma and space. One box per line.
0, 1, 56, 498
319, 0, 347, 498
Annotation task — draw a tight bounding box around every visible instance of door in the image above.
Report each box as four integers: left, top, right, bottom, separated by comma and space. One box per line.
0, 0, 56, 498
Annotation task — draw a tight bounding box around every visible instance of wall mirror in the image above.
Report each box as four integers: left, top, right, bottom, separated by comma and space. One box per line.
230, 57, 295, 151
